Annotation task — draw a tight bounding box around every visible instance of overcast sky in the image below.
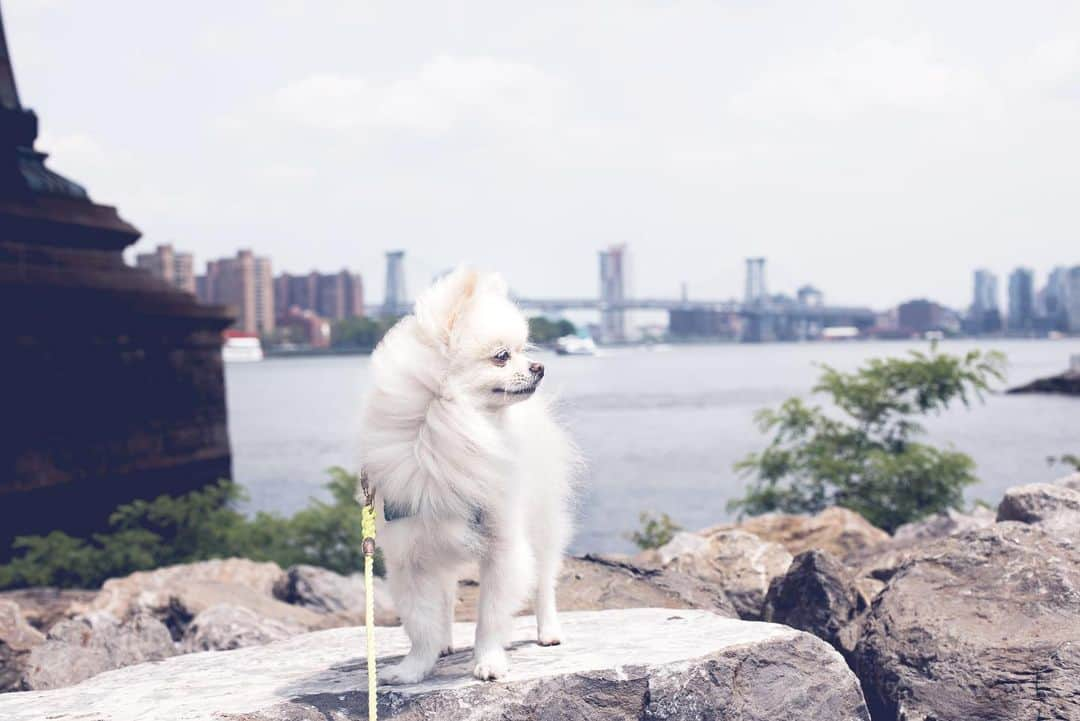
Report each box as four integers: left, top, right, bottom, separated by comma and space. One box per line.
6, 0, 1079, 309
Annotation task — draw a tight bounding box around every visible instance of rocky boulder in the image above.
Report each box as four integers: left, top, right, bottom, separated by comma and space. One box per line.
0, 588, 95, 633
852, 523, 1080, 721
273, 564, 397, 624
0, 600, 45, 692
640, 529, 793, 619
0, 608, 870, 721
707, 506, 890, 557
181, 604, 302, 653
763, 550, 860, 655
891, 506, 996, 544
72, 558, 286, 620
20, 612, 175, 691
997, 482, 1080, 540
1056, 471, 1080, 491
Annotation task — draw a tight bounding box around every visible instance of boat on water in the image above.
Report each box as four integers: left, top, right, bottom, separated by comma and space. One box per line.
222, 333, 264, 363
555, 333, 597, 356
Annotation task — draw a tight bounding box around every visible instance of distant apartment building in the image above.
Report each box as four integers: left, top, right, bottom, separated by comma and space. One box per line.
197, 250, 275, 335
1007, 267, 1035, 334
898, 299, 953, 335
968, 268, 1001, 334
1068, 266, 1080, 334
274, 270, 364, 322
135, 243, 196, 294
277, 306, 331, 348
1042, 266, 1070, 331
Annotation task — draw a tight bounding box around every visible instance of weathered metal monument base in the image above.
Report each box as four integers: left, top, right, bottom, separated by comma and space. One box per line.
0, 8, 233, 558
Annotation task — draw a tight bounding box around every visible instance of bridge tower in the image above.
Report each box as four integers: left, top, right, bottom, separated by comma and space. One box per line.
383, 250, 407, 317
744, 257, 767, 306
742, 257, 774, 342
598, 244, 628, 342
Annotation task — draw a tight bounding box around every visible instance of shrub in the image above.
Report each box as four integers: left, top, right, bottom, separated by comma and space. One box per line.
730, 346, 1006, 533
0, 467, 382, 590
528, 316, 576, 344
628, 511, 682, 550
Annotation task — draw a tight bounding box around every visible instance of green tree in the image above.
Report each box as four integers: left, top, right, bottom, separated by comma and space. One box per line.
528, 316, 576, 344
0, 468, 382, 590
331, 316, 399, 349
730, 346, 1006, 533
628, 511, 682, 550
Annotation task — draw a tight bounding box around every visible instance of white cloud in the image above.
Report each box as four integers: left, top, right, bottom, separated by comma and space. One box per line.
271, 56, 561, 135
730, 36, 987, 117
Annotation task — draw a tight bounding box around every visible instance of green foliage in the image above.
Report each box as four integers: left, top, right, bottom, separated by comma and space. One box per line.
628, 511, 682, 550
0, 468, 382, 590
730, 346, 1007, 533
528, 316, 576, 344
331, 316, 399, 349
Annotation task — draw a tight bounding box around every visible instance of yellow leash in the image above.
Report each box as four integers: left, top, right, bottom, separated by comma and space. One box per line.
360, 471, 378, 721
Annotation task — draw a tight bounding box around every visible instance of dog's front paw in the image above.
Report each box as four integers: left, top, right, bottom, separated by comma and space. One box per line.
379, 659, 431, 685
472, 650, 509, 681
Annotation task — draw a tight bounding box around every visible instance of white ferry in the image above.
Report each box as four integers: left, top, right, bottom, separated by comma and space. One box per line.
555, 333, 597, 356
222, 333, 264, 363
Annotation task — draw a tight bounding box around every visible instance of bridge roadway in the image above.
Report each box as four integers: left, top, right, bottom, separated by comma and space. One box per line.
513, 297, 876, 322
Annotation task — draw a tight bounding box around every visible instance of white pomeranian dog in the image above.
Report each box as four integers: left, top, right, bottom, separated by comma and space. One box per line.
358, 267, 577, 684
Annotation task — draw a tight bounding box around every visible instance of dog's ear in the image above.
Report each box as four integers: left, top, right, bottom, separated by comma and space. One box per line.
414, 266, 479, 348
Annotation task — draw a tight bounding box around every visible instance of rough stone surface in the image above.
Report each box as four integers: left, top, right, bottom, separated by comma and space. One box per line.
763, 550, 858, 655
644, 529, 793, 620
0, 600, 45, 692
455, 555, 739, 622
997, 482, 1080, 540
707, 506, 890, 557
0, 588, 94, 633
274, 564, 397, 624
182, 604, 302, 652
20, 612, 176, 691
891, 506, 996, 543
853, 523, 1080, 721
157, 581, 343, 639
0, 609, 870, 721
73, 558, 287, 620
1057, 471, 1080, 491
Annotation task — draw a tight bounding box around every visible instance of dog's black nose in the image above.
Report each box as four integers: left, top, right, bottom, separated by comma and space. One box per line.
530, 362, 545, 378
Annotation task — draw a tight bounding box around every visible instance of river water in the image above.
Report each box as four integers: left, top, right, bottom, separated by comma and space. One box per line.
225, 339, 1080, 554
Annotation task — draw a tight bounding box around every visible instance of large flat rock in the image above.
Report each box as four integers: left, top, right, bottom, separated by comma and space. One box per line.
0, 608, 868, 721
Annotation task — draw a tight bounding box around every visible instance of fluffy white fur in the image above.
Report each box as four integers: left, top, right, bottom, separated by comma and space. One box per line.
358, 267, 577, 684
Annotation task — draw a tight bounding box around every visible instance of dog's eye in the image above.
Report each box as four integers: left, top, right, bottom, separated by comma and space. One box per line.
492, 349, 511, 366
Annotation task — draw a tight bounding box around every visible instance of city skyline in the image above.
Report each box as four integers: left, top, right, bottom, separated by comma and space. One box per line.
7, 1, 1078, 310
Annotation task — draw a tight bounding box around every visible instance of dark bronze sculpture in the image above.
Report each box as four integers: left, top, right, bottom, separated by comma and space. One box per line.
0, 6, 234, 558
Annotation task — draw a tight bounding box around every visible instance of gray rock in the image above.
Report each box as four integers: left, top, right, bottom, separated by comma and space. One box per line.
1056, 471, 1080, 491
659, 529, 793, 620
0, 608, 870, 721
274, 565, 396, 624
21, 612, 176, 691
181, 604, 304, 652
853, 523, 1080, 721
997, 482, 1080, 540
72, 558, 286, 620
763, 550, 858, 655
891, 506, 996, 543
0, 588, 95, 633
456, 555, 740, 621
0, 600, 45, 692
705, 506, 890, 557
